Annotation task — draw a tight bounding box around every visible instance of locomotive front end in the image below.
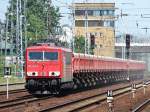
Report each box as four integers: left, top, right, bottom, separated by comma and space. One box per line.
25, 45, 62, 94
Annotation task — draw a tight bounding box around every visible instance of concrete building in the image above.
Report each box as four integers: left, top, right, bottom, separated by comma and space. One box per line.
73, 3, 115, 57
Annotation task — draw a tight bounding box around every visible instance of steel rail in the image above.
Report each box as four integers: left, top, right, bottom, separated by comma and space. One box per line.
0, 94, 33, 105
0, 96, 53, 109
132, 99, 150, 112
0, 89, 26, 95
0, 82, 25, 86
0, 83, 25, 95
39, 82, 145, 112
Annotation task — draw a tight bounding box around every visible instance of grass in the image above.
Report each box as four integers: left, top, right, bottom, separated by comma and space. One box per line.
0, 66, 25, 85
0, 76, 25, 85
0, 56, 25, 85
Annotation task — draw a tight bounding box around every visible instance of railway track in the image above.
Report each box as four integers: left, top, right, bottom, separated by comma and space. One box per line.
0, 83, 28, 102
0, 95, 53, 110
0, 82, 25, 86
0, 95, 33, 107
0, 83, 25, 94
132, 99, 150, 112
0, 80, 148, 112
0, 89, 26, 95
39, 83, 145, 112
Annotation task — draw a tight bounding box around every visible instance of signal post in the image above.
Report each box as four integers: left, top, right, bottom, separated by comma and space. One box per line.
4, 66, 11, 99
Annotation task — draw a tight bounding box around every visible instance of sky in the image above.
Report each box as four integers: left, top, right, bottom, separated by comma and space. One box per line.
1, 0, 150, 37
0, 0, 9, 22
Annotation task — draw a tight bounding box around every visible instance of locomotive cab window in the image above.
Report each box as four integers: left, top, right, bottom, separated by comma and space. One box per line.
44, 52, 58, 61
28, 52, 43, 60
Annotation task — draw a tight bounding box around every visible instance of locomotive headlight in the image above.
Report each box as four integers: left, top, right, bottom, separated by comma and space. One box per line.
27, 72, 38, 76
27, 72, 32, 76
49, 71, 60, 76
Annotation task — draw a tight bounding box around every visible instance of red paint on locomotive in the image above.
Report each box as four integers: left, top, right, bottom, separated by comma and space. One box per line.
26, 46, 63, 79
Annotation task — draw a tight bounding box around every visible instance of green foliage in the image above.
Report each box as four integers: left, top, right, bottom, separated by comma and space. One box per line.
74, 35, 85, 53
26, 0, 61, 41
6, 0, 61, 45
74, 35, 94, 54
0, 57, 4, 76
27, 14, 46, 40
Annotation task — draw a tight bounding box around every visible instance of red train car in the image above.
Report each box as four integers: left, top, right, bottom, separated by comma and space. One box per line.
25, 44, 146, 94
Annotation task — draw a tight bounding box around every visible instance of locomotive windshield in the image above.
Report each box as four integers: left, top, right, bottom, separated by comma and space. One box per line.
28, 51, 58, 61
44, 52, 58, 60
29, 52, 43, 60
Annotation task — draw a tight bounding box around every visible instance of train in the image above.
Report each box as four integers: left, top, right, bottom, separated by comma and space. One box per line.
25, 43, 146, 94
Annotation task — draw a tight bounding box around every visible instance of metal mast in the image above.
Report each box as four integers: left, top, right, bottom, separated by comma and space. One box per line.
5, 14, 9, 67
71, 2, 75, 52
10, 4, 14, 56
0, 25, 2, 56
16, 0, 24, 78
84, 0, 89, 54
24, 0, 27, 49
47, 0, 52, 37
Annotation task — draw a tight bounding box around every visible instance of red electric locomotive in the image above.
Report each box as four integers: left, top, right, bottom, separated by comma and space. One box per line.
25, 44, 73, 94
25, 44, 146, 94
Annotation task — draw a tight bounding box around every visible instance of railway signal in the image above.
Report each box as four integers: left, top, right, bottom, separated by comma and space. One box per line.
4, 67, 11, 99
4, 67, 11, 76
90, 35, 95, 49
90, 35, 95, 54
126, 34, 130, 59
126, 34, 130, 49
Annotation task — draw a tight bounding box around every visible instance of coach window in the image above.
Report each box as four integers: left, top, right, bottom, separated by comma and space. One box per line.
29, 52, 43, 60
65, 52, 71, 65
44, 52, 58, 61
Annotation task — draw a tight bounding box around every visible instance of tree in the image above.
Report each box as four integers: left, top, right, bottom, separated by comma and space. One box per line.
74, 35, 85, 53
74, 35, 94, 54
6, 0, 61, 45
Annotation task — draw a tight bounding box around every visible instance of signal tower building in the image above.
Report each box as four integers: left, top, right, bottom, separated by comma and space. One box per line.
73, 3, 115, 57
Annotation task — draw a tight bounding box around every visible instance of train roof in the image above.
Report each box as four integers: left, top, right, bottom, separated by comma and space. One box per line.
26, 44, 72, 52
73, 53, 145, 64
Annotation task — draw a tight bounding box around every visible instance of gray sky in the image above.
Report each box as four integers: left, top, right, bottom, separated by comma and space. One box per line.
1, 0, 150, 37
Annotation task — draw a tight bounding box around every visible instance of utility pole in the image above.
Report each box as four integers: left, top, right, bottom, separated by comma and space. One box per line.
16, 0, 24, 78
84, 0, 88, 54
141, 27, 150, 35
20, 15, 24, 78
0, 24, 3, 57
24, 0, 27, 49
47, 0, 52, 38
16, 0, 19, 77
0, 30, 2, 56
5, 14, 9, 67
70, 2, 75, 52
10, 4, 14, 56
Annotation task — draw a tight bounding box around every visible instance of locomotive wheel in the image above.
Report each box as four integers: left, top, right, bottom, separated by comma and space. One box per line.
73, 78, 82, 89
81, 79, 88, 87
86, 78, 92, 87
